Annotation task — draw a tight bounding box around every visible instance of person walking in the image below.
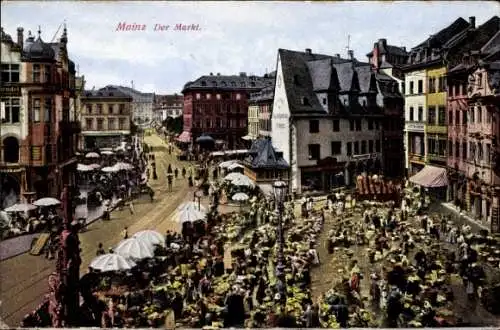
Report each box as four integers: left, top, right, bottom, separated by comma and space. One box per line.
129, 201, 135, 215
122, 227, 129, 239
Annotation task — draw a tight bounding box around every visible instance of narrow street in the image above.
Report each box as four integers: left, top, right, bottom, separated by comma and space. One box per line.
0, 134, 195, 327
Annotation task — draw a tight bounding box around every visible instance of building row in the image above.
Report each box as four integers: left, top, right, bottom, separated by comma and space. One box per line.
1, 26, 81, 205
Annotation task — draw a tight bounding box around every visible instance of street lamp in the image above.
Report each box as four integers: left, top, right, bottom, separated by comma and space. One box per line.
273, 179, 288, 310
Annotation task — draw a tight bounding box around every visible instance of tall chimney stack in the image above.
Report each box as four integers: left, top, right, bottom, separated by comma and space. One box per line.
17, 27, 24, 49
469, 16, 476, 29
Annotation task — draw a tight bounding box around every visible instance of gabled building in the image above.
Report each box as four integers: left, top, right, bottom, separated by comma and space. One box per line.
1, 25, 80, 205
271, 48, 403, 194
80, 86, 133, 149
246, 80, 275, 140
110, 85, 154, 128
181, 72, 274, 149
402, 17, 472, 177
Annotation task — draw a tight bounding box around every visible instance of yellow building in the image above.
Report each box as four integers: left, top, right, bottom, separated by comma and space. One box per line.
425, 66, 448, 168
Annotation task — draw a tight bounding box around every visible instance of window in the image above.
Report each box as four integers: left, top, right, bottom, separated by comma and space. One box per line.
477, 73, 482, 88
331, 141, 342, 155
332, 119, 340, 132
463, 110, 467, 125
401, 82, 405, 94
418, 107, 423, 121
486, 143, 491, 162
448, 140, 453, 157
361, 140, 367, 154
97, 104, 103, 115
428, 107, 436, 125
409, 107, 414, 121
409, 81, 414, 94
1, 98, 20, 123
477, 106, 482, 123
462, 141, 467, 160
196, 93, 201, 100
33, 98, 41, 122
375, 120, 380, 130
438, 139, 446, 156
438, 76, 445, 92
478, 142, 483, 161
302, 97, 310, 106
108, 118, 115, 130
119, 118, 126, 130
44, 97, 52, 122
97, 118, 104, 130
309, 120, 319, 133
119, 104, 125, 115
354, 141, 360, 155
349, 120, 355, 131
368, 119, 374, 130
44, 65, 51, 83
375, 140, 381, 152
455, 141, 460, 158
438, 106, 446, 126
108, 104, 114, 114
355, 119, 362, 131
85, 118, 93, 130
347, 142, 352, 156
418, 80, 423, 94
323, 98, 327, 105
1, 64, 20, 82
428, 77, 435, 93
33, 64, 41, 82
206, 93, 211, 100
449, 111, 453, 125
308, 144, 320, 160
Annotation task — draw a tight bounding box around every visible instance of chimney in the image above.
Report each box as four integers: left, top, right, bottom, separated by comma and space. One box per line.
348, 50, 354, 60
305, 48, 312, 55
469, 16, 476, 29
335, 54, 340, 58
17, 27, 24, 48
378, 38, 387, 47
239, 72, 246, 77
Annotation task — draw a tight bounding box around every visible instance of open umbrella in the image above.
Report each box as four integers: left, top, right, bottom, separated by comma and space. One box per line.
218, 160, 237, 169
114, 162, 134, 171
224, 172, 246, 181
88, 163, 101, 170
115, 238, 155, 260
85, 152, 100, 159
228, 163, 244, 171
101, 166, 118, 173
77, 163, 92, 172
196, 135, 214, 143
232, 192, 249, 202
177, 201, 207, 213
33, 197, 61, 207
89, 253, 136, 272
101, 150, 114, 155
134, 230, 165, 247
231, 175, 255, 188
176, 207, 206, 224
4, 203, 37, 213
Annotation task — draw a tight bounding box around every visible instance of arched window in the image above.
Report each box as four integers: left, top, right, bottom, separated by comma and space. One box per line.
3, 137, 20, 163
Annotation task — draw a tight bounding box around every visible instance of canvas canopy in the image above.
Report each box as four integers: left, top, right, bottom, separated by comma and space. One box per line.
409, 165, 448, 188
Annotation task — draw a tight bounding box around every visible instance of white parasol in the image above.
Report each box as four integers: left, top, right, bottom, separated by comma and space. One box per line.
77, 163, 92, 172
89, 253, 136, 272
33, 197, 61, 207
87, 163, 101, 170
218, 160, 237, 169
232, 192, 249, 202
101, 166, 118, 173
101, 150, 114, 155
85, 152, 100, 159
4, 203, 37, 213
231, 175, 255, 188
133, 230, 165, 247
115, 238, 155, 260
176, 207, 206, 224
224, 172, 246, 181
228, 163, 244, 171
177, 201, 207, 213
113, 162, 134, 171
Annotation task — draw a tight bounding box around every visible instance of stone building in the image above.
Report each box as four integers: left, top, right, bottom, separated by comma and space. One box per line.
80, 86, 133, 149
271, 48, 403, 194
110, 85, 154, 128
1, 25, 80, 205
153, 93, 183, 123
180, 72, 274, 149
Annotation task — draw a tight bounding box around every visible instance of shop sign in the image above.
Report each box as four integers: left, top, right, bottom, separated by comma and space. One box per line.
406, 122, 425, 132
0, 85, 21, 96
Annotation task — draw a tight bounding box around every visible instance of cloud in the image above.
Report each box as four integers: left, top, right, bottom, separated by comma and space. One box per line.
2, 1, 498, 94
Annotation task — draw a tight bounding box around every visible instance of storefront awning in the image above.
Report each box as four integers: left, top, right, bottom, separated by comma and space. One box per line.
409, 165, 448, 188
176, 131, 191, 143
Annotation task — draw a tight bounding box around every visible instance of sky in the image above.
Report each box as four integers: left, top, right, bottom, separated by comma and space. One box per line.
2, 1, 499, 94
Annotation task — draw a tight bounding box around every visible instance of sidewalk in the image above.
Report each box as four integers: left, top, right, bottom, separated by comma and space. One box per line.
440, 202, 489, 231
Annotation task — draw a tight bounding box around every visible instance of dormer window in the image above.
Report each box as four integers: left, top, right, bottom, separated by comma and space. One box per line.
201, 81, 207, 86
221, 81, 227, 87
211, 81, 217, 87
293, 75, 300, 85
302, 97, 310, 106
240, 82, 245, 87
231, 81, 236, 87
250, 82, 256, 87
322, 98, 327, 105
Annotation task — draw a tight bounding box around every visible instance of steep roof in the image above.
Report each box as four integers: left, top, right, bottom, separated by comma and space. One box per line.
482, 30, 500, 56
245, 138, 289, 169
83, 86, 133, 99
182, 73, 273, 92
413, 17, 470, 49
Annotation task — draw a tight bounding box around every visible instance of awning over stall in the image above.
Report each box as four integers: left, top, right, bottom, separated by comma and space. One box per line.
409, 165, 448, 188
